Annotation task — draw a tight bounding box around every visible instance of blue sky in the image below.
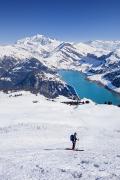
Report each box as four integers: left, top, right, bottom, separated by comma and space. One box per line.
0, 0, 120, 44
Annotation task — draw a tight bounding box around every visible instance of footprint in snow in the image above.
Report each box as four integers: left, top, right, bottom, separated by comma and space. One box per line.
104, 161, 108, 164
116, 130, 120, 133
94, 164, 99, 168
81, 160, 89, 164
60, 169, 66, 173
60, 168, 82, 178
72, 171, 82, 178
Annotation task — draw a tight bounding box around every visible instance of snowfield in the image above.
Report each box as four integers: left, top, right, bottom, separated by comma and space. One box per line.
0, 92, 120, 180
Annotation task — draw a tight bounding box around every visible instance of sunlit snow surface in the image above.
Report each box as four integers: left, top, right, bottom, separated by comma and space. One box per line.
0, 91, 120, 179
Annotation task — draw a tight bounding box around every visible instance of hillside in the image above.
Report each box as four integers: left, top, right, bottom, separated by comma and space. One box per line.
0, 91, 120, 179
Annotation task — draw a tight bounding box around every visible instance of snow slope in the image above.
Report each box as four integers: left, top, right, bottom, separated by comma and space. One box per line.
0, 45, 32, 60
0, 91, 120, 179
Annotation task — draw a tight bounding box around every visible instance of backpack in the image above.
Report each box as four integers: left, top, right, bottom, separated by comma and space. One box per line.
70, 134, 74, 141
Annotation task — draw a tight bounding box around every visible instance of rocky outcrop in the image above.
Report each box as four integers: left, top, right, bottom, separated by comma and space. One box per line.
0, 57, 78, 99
104, 70, 120, 88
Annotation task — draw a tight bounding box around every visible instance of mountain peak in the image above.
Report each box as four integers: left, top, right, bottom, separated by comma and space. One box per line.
17, 34, 60, 46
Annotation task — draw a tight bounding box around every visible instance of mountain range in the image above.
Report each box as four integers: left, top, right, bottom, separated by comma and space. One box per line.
0, 34, 120, 98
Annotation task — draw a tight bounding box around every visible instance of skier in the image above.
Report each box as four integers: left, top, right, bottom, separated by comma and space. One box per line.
70, 132, 79, 150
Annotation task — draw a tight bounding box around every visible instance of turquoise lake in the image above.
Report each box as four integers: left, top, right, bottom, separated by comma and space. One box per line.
59, 70, 120, 105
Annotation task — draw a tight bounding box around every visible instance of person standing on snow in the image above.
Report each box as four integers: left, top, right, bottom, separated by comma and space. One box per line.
70, 132, 79, 150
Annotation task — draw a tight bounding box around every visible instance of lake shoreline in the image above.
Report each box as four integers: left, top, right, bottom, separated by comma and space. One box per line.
87, 77, 120, 97
58, 69, 120, 105
58, 68, 120, 98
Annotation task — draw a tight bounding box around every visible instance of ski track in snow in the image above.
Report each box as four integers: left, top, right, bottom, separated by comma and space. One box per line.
0, 92, 120, 180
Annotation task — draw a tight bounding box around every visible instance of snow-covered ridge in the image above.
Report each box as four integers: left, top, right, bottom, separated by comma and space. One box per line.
0, 34, 120, 94
0, 45, 33, 60
85, 40, 120, 51
74, 42, 96, 55
1, 34, 120, 61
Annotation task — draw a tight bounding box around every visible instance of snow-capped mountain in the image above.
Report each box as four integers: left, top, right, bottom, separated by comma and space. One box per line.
16, 34, 61, 58
0, 34, 120, 95
17, 34, 60, 48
